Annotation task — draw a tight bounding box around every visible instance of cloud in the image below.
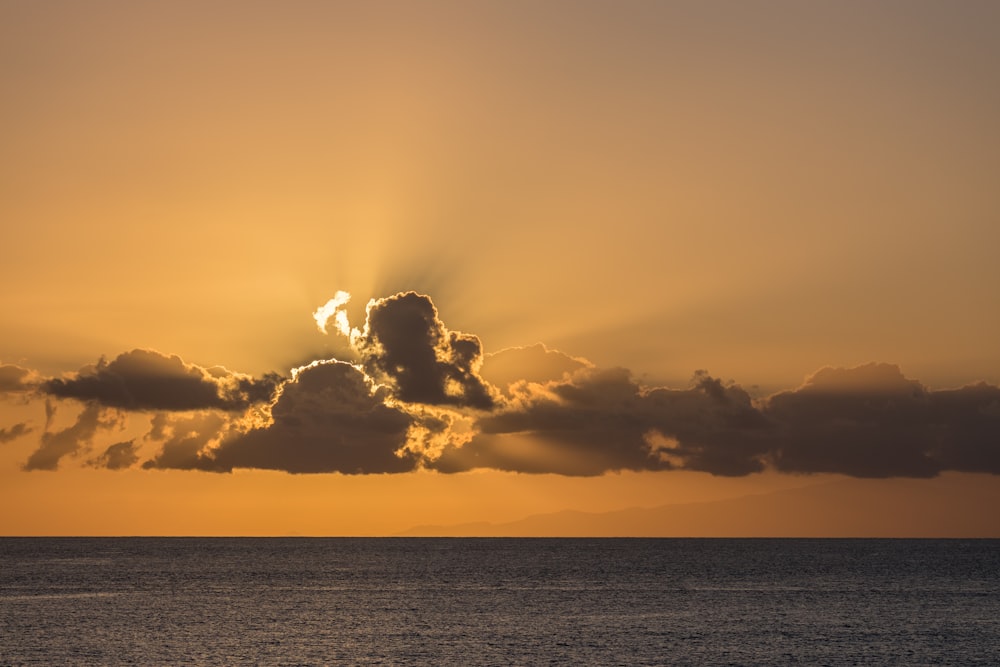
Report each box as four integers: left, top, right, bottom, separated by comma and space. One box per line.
930, 383, 1000, 473
43, 349, 282, 411
431, 367, 769, 476
6, 291, 1000, 479
432, 361, 1000, 478
313, 290, 353, 336
320, 291, 497, 409
24, 402, 123, 471
146, 361, 420, 474
763, 364, 1000, 477
0, 423, 31, 443
88, 440, 140, 470
141, 412, 231, 470
0, 363, 38, 393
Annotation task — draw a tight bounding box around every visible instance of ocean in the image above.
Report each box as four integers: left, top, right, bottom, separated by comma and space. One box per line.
1, 538, 998, 665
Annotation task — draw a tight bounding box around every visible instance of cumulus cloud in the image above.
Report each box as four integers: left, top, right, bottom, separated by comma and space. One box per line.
930, 383, 1000, 473
145, 361, 420, 474
763, 364, 1000, 477
357, 292, 495, 409
313, 290, 353, 337
214, 361, 417, 474
317, 291, 496, 409
5, 291, 1000, 479
43, 349, 282, 411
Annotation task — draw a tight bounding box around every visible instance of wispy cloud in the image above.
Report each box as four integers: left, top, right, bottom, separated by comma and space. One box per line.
87, 440, 140, 470
24, 402, 123, 471
0, 423, 31, 444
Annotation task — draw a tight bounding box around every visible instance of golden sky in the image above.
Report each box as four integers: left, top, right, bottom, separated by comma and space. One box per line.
2, 1, 999, 535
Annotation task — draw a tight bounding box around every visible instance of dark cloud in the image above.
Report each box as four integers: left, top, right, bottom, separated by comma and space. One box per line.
24, 402, 123, 471
432, 367, 769, 476
7, 291, 1000, 479
355, 292, 496, 409
0, 423, 31, 443
146, 361, 419, 474
435, 361, 999, 478
763, 364, 1000, 477
88, 440, 140, 470
43, 349, 282, 411
929, 383, 1000, 473
232, 371, 286, 406
141, 412, 230, 470
641, 372, 773, 476
0, 363, 38, 393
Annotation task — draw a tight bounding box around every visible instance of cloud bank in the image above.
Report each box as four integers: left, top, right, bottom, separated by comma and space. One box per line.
5, 292, 999, 477
43, 349, 282, 412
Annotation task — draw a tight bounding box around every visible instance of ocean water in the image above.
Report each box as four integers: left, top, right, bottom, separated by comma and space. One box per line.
1, 538, 998, 665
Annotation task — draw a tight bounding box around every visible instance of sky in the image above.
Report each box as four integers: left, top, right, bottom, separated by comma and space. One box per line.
2, 1, 999, 536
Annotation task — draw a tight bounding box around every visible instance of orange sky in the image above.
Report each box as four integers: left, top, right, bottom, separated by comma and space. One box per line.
2, 1, 999, 535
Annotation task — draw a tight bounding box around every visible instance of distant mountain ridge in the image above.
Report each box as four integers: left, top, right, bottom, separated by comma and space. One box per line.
397, 475, 1000, 537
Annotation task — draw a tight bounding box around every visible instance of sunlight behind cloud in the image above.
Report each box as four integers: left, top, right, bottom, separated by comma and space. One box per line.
312, 290, 353, 337
1, 0, 999, 538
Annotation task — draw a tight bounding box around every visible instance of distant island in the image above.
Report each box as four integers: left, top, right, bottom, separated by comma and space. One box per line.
398, 474, 1000, 537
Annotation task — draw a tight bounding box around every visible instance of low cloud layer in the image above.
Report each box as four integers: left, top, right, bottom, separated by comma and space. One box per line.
434, 362, 1000, 478
43, 349, 282, 412
764, 365, 1000, 477
432, 367, 770, 476
5, 292, 999, 477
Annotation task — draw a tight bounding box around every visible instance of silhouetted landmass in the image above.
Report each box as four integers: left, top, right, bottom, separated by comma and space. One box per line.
397, 475, 1000, 537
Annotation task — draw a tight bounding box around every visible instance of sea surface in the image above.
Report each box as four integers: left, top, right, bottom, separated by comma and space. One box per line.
1, 538, 998, 665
